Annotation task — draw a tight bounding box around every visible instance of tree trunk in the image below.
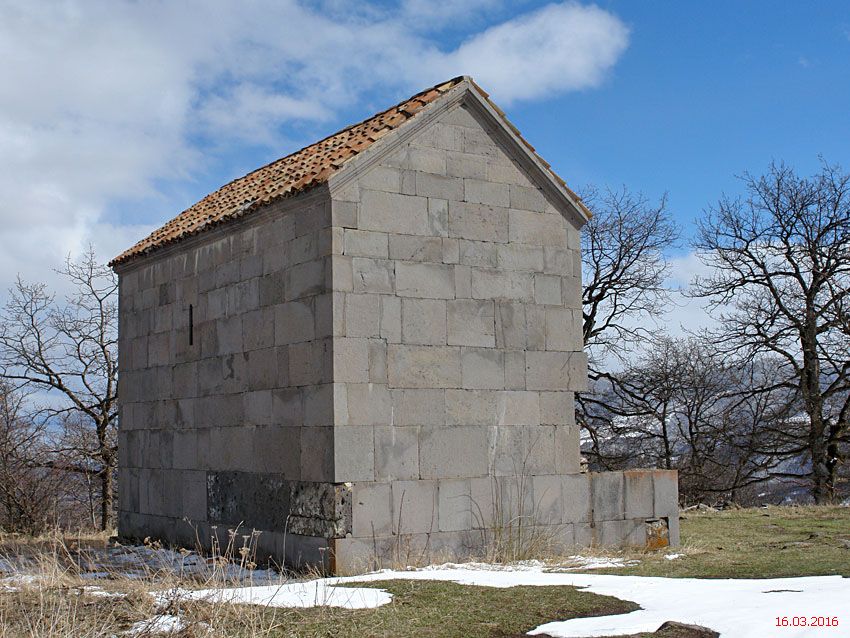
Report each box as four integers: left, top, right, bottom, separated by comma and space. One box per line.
100, 464, 113, 531
800, 324, 831, 504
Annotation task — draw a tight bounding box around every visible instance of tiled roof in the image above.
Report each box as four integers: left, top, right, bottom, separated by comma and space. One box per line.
111, 76, 586, 266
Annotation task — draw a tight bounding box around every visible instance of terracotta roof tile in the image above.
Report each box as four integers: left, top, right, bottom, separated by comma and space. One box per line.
111, 76, 587, 266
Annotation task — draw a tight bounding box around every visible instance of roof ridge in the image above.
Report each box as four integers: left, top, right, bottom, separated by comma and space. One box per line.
217, 76, 468, 201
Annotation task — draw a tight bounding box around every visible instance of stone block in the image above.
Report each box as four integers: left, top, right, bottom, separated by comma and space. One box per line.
561, 276, 582, 309
359, 190, 429, 235
344, 293, 382, 338
388, 235, 442, 262
534, 274, 562, 306
314, 292, 343, 339
447, 299, 495, 347
177, 471, 207, 521
305, 383, 348, 426
289, 339, 332, 386
393, 389, 446, 425
459, 239, 498, 268
653, 470, 679, 517
374, 425, 420, 481
351, 258, 394, 294
341, 382, 392, 426
331, 199, 358, 227
334, 338, 370, 384
442, 238, 460, 264
540, 391, 576, 425
368, 339, 388, 384
624, 470, 656, 519
574, 521, 594, 547
300, 427, 334, 482
591, 471, 625, 521
446, 389, 496, 426
244, 389, 273, 425
447, 151, 487, 179
469, 477, 496, 528
402, 298, 447, 345
461, 347, 504, 389
533, 475, 563, 525
495, 391, 540, 425
471, 268, 533, 302
392, 479, 438, 534
438, 479, 472, 532
509, 184, 546, 212
330, 255, 354, 292
343, 229, 388, 258
598, 519, 630, 547
562, 474, 592, 523
272, 387, 303, 426
508, 209, 568, 247
287, 259, 325, 299
357, 166, 402, 192
415, 172, 463, 200
543, 246, 574, 276
544, 307, 579, 352
464, 178, 510, 207
494, 302, 526, 349
554, 425, 581, 474
242, 307, 274, 351
428, 197, 449, 237
448, 201, 508, 243
504, 350, 526, 389
252, 425, 301, 478
334, 426, 375, 482
497, 244, 544, 272
419, 425, 489, 479
395, 262, 454, 299
408, 147, 446, 175
454, 265, 472, 298
380, 295, 402, 343
352, 482, 393, 537
462, 127, 499, 157
274, 300, 315, 345
666, 514, 681, 546
525, 351, 588, 391
387, 345, 461, 388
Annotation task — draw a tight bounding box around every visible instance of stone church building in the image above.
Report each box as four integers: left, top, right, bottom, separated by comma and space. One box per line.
111, 77, 678, 573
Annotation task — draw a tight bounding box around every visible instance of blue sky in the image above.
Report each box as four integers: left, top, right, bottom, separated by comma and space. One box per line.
0, 1, 848, 298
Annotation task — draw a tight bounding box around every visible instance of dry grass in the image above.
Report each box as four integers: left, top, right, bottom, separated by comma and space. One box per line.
0, 532, 634, 637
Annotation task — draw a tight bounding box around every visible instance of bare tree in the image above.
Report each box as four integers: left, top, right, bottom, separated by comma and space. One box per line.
0, 248, 118, 529
577, 186, 679, 440
692, 161, 850, 503
584, 337, 792, 505
0, 381, 64, 533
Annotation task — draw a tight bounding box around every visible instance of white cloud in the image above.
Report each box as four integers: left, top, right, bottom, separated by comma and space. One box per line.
0, 1, 629, 294
430, 2, 630, 103
663, 251, 722, 337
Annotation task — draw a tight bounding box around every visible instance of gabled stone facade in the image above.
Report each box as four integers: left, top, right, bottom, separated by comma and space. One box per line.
114, 79, 678, 573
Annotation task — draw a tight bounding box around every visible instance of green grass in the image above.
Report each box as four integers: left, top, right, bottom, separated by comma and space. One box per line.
243, 580, 636, 638
594, 505, 850, 579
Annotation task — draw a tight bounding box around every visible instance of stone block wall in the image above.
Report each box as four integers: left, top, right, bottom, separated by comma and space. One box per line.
323, 101, 676, 572
116, 188, 346, 565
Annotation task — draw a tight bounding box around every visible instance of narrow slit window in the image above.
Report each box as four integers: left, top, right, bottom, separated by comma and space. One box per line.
188, 304, 194, 346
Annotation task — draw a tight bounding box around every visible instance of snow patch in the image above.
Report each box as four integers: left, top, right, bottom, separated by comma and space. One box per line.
155, 580, 392, 610
124, 614, 201, 636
